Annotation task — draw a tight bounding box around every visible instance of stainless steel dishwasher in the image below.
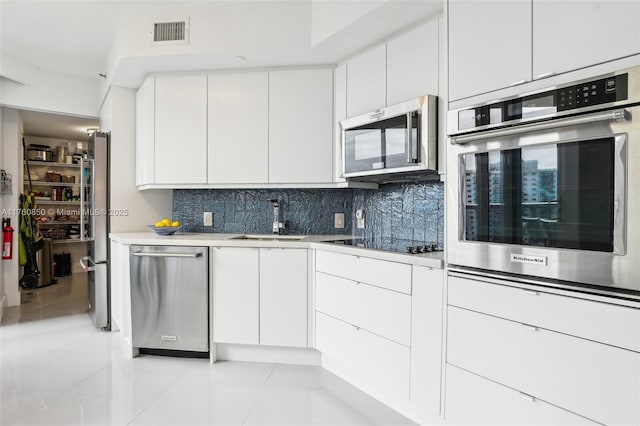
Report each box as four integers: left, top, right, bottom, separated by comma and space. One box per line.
130, 245, 209, 353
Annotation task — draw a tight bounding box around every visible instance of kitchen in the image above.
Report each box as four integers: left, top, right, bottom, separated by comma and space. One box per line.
1, 1, 640, 425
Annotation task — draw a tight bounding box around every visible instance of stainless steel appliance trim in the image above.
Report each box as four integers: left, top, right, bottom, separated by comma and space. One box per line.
79, 255, 96, 272
448, 65, 640, 136
131, 251, 203, 258
450, 109, 630, 145
447, 268, 640, 303
406, 112, 413, 163
613, 134, 628, 255
80, 157, 86, 240
340, 97, 423, 130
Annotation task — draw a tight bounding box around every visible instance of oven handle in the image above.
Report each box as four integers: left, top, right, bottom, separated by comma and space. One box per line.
450, 109, 630, 145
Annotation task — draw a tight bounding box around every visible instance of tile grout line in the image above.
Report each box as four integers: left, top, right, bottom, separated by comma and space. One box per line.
240, 363, 277, 426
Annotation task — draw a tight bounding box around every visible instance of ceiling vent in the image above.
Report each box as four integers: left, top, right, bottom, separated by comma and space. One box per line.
151, 18, 189, 45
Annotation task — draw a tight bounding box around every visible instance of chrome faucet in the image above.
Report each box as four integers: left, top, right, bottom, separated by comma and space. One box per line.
268, 199, 285, 235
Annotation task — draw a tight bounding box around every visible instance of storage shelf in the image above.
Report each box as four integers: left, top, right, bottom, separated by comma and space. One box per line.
25, 181, 89, 187
37, 221, 81, 226
33, 200, 81, 205
52, 239, 89, 245
25, 161, 88, 168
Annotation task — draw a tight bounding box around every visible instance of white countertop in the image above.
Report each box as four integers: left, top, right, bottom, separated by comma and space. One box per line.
110, 232, 444, 269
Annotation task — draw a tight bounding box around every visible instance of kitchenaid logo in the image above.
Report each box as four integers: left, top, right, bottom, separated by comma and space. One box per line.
510, 253, 548, 266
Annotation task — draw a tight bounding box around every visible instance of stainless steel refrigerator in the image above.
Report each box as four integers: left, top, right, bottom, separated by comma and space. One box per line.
79, 132, 110, 330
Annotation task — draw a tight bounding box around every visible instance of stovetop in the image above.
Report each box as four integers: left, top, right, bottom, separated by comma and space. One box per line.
328, 237, 442, 255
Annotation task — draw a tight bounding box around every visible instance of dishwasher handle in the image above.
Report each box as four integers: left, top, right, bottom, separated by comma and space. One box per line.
131, 251, 203, 258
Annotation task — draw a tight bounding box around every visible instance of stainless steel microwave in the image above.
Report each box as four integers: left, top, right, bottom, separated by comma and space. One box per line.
341, 95, 437, 181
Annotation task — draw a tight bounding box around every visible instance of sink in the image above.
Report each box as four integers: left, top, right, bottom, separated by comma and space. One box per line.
231, 234, 306, 241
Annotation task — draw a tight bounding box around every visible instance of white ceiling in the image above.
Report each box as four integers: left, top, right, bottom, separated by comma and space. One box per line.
1, 0, 442, 139
20, 109, 99, 141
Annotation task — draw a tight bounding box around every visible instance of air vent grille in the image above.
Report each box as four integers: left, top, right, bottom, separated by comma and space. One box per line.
153, 21, 187, 43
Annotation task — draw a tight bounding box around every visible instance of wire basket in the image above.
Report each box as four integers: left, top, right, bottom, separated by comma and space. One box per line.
0, 169, 12, 195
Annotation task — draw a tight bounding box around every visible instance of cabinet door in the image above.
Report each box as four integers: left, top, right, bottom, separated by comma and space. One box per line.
135, 77, 155, 186
154, 74, 208, 184
448, 0, 532, 101
533, 1, 640, 79
346, 44, 387, 117
334, 64, 347, 182
259, 248, 308, 347
387, 20, 439, 105
208, 72, 269, 184
211, 247, 259, 345
268, 69, 333, 183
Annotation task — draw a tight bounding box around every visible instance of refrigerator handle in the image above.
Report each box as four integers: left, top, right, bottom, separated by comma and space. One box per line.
80, 256, 96, 272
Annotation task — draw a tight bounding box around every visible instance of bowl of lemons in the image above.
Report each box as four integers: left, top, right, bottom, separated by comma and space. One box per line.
147, 218, 182, 235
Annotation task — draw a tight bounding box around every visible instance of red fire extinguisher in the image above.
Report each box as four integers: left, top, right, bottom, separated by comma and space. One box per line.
2, 218, 14, 260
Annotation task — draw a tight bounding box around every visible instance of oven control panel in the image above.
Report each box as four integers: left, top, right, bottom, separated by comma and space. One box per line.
454, 73, 629, 132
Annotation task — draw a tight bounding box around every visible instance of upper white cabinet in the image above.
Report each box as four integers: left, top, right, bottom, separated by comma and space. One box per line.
345, 19, 440, 117
449, 0, 640, 102
448, 0, 531, 102
154, 74, 208, 184
346, 44, 387, 117
208, 72, 269, 184
268, 68, 334, 184
135, 77, 155, 186
532, 1, 640, 78
387, 20, 440, 106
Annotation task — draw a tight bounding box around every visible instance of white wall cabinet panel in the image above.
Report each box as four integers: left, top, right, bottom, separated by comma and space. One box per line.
135, 77, 155, 186
154, 74, 208, 184
334, 64, 347, 182
268, 69, 333, 183
211, 247, 259, 345
445, 364, 599, 425
208, 72, 269, 184
387, 20, 439, 105
410, 266, 444, 417
533, 1, 640, 80
448, 0, 531, 101
346, 44, 387, 117
447, 306, 640, 426
259, 248, 308, 347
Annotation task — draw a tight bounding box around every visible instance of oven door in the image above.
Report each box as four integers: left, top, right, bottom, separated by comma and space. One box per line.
446, 106, 639, 292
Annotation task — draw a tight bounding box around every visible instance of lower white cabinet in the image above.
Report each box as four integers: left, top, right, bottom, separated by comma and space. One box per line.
211, 247, 260, 345
445, 364, 598, 425
445, 274, 640, 425
211, 247, 308, 347
315, 311, 411, 399
259, 248, 308, 347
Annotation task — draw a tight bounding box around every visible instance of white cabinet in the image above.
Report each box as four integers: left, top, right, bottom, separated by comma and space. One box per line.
135, 77, 155, 186
211, 247, 309, 348
346, 44, 387, 117
448, 0, 531, 101
268, 69, 333, 184
211, 247, 259, 345
154, 74, 208, 184
449, 0, 640, 101
533, 1, 640, 78
333, 64, 347, 183
208, 72, 269, 184
387, 20, 440, 106
259, 248, 308, 347
445, 274, 640, 425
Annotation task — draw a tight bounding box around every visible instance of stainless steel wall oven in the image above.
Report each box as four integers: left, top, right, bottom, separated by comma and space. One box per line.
447, 66, 640, 296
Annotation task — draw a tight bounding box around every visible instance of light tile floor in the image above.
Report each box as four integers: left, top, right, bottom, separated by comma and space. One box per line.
0, 276, 416, 426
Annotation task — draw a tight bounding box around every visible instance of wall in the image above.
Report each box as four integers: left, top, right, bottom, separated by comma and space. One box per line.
173, 181, 444, 247
1, 108, 23, 307
100, 86, 172, 233
0, 67, 100, 118
0, 106, 5, 316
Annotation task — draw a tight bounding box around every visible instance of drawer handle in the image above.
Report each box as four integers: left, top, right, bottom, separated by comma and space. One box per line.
519, 392, 536, 402
521, 323, 539, 332
522, 289, 539, 296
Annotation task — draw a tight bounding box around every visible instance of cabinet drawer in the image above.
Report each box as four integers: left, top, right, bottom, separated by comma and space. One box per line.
448, 276, 640, 352
448, 306, 640, 426
315, 311, 410, 399
315, 272, 411, 346
315, 251, 411, 294
445, 364, 598, 425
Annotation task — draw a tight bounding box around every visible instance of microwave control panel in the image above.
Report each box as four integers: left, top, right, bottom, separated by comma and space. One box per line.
457, 73, 629, 132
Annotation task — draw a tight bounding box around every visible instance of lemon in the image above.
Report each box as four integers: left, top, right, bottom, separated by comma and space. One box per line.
162, 218, 171, 226
154, 221, 166, 227
171, 221, 180, 227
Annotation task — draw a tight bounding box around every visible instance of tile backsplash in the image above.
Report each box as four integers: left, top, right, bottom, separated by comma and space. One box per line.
173, 181, 444, 247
